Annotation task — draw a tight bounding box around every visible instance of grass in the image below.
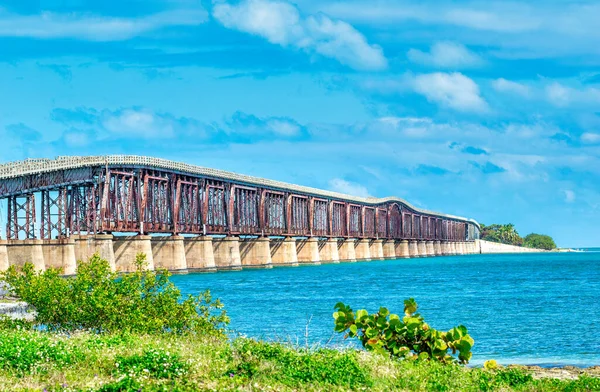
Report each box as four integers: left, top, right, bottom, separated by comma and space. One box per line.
0, 329, 599, 391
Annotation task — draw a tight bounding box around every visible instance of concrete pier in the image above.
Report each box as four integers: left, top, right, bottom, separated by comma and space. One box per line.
114, 235, 155, 272
408, 240, 419, 258
240, 237, 272, 268
74, 234, 116, 271
396, 240, 410, 258
296, 237, 320, 264
434, 240, 442, 256
318, 238, 339, 263
212, 236, 242, 270
426, 241, 435, 257
270, 237, 298, 266
369, 239, 384, 260
382, 240, 396, 259
417, 240, 427, 257
184, 236, 216, 272
450, 242, 458, 255
6, 239, 45, 272
338, 239, 356, 262
151, 236, 187, 273
42, 238, 77, 276
457, 242, 465, 255
0, 240, 8, 271
354, 239, 371, 261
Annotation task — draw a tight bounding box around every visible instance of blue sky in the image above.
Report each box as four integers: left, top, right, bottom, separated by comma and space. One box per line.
1, 0, 599, 247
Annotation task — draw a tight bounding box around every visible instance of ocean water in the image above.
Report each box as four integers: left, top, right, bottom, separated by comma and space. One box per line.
171, 252, 600, 367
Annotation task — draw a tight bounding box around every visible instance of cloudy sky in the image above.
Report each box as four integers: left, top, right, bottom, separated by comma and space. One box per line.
1, 0, 599, 247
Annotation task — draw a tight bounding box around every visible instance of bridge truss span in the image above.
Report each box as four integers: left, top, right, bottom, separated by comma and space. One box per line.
0, 155, 480, 241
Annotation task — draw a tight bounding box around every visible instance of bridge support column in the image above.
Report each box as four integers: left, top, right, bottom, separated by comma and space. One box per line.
270, 237, 298, 266
354, 239, 371, 261
318, 238, 339, 263
426, 241, 435, 256
396, 240, 410, 258
151, 236, 187, 273
213, 236, 242, 270
450, 242, 458, 255
114, 235, 155, 272
458, 242, 466, 255
74, 234, 116, 271
441, 241, 449, 255
240, 237, 272, 269
408, 240, 419, 257
42, 238, 77, 276
296, 237, 320, 264
6, 240, 45, 272
382, 240, 396, 259
369, 239, 384, 260
338, 239, 356, 262
0, 240, 9, 272
184, 236, 216, 272
417, 240, 428, 257
434, 241, 442, 256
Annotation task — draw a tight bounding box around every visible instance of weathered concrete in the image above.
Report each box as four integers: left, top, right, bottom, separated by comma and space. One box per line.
114, 235, 155, 272
472, 240, 481, 254
433, 240, 442, 256
408, 240, 419, 258
240, 237, 272, 268
6, 239, 45, 272
151, 236, 187, 273
425, 241, 435, 256
417, 240, 428, 257
450, 242, 458, 255
369, 239, 384, 260
318, 238, 340, 263
41, 238, 77, 275
458, 242, 466, 255
184, 236, 216, 272
270, 237, 299, 266
296, 237, 320, 264
477, 239, 545, 254
0, 240, 9, 272
396, 240, 410, 258
74, 234, 116, 271
354, 239, 371, 261
212, 236, 242, 270
382, 240, 396, 259
338, 239, 356, 262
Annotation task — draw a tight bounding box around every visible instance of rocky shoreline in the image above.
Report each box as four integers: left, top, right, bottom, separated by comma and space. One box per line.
515, 365, 600, 380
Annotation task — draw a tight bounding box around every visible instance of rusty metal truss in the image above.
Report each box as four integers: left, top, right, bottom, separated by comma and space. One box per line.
0, 156, 480, 241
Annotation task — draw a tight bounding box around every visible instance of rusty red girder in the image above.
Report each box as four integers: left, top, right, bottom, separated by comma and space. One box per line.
1, 163, 479, 241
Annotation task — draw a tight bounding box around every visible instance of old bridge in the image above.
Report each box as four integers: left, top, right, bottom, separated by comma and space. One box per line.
0, 156, 481, 274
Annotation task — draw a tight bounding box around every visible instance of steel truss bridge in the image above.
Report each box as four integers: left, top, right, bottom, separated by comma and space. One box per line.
0, 156, 480, 242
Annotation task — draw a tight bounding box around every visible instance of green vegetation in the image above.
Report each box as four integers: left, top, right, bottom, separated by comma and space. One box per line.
0, 255, 596, 391
334, 298, 474, 364
523, 233, 557, 250
480, 223, 557, 250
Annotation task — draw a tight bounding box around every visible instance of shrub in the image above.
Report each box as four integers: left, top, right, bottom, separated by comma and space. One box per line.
524, 233, 557, 250
333, 298, 474, 364
229, 338, 371, 387
0, 330, 82, 375
1, 253, 229, 335
114, 348, 189, 379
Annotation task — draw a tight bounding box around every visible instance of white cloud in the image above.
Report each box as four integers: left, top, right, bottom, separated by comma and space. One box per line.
564, 189, 576, 203
266, 118, 302, 136
546, 82, 600, 107
411, 72, 489, 112
492, 78, 531, 97
407, 42, 483, 68
0, 8, 207, 41
212, 0, 387, 70
328, 178, 370, 197
581, 132, 600, 144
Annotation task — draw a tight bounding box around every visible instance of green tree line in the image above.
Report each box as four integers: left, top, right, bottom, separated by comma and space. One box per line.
480, 224, 557, 250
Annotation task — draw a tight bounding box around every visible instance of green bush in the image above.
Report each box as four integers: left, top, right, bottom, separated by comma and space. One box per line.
1, 253, 229, 335
333, 298, 474, 364
114, 348, 189, 379
229, 338, 371, 387
0, 330, 82, 375
524, 233, 557, 250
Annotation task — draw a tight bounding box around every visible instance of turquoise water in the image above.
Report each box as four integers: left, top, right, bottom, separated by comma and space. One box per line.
171, 252, 600, 367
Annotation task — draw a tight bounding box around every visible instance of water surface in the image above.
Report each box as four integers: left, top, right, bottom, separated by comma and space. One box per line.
171, 252, 600, 366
